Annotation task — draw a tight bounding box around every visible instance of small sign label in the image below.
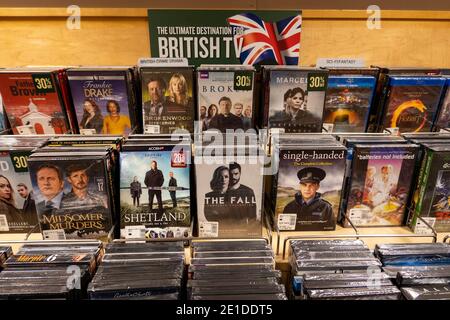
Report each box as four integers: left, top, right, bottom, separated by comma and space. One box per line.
278, 214, 297, 231
348, 207, 371, 226
32, 73, 55, 93
384, 127, 399, 136
199, 221, 219, 237
307, 72, 328, 92
171, 149, 187, 168
145, 125, 160, 134
125, 225, 146, 239
316, 57, 366, 68
80, 129, 96, 135
234, 71, 253, 91
414, 218, 436, 234
0, 215, 9, 232
9, 151, 30, 173
43, 229, 66, 240
138, 57, 188, 67
322, 123, 334, 133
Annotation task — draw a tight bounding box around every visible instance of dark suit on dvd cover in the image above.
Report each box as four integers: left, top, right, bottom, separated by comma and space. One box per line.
283, 167, 333, 227
283, 193, 333, 223
169, 177, 177, 208
208, 113, 244, 132
144, 168, 164, 211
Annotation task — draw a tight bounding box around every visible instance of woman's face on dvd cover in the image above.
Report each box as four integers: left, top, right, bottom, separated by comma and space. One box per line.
0, 176, 12, 200
291, 92, 304, 109
84, 101, 95, 114
170, 77, 183, 95
219, 169, 229, 191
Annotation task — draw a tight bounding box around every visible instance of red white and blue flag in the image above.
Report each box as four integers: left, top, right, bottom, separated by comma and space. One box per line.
227, 13, 302, 65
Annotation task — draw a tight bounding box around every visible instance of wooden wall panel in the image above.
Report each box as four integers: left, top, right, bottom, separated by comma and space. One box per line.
0, 9, 448, 67
300, 19, 450, 67
0, 17, 150, 66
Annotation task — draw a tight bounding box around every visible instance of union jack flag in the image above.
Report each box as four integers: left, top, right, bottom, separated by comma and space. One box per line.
227, 13, 302, 65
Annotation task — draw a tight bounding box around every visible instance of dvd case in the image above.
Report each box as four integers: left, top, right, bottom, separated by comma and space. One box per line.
195, 146, 263, 238
323, 75, 377, 132
197, 65, 255, 132
344, 144, 419, 227
141, 66, 195, 134
67, 67, 136, 136
380, 76, 446, 133
119, 141, 191, 239
411, 145, 450, 232
0, 136, 48, 233
274, 145, 346, 231
434, 78, 450, 130
263, 66, 328, 133
0, 69, 71, 135
27, 151, 115, 240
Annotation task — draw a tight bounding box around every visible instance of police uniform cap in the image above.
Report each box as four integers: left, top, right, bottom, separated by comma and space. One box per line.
297, 167, 326, 183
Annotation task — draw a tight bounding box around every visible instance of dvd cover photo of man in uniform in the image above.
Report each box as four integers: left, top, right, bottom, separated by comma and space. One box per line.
283, 167, 333, 226
275, 146, 346, 231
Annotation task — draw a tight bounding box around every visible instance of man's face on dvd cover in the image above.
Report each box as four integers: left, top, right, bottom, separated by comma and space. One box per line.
67, 169, 89, 192
299, 182, 319, 201
17, 185, 28, 199
230, 167, 241, 187
37, 167, 63, 200
233, 103, 243, 116
219, 99, 232, 115
148, 81, 164, 103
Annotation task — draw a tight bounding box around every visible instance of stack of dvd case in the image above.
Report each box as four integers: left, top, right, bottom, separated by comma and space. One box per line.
322, 68, 379, 133
376, 243, 450, 300
195, 132, 264, 238
0, 68, 74, 135
88, 242, 185, 300
289, 239, 401, 300
0, 93, 8, 132
434, 76, 450, 131
188, 239, 287, 300
337, 134, 419, 227
141, 66, 195, 134
66, 67, 138, 136
197, 65, 256, 132
369, 68, 446, 133
401, 132, 450, 231
0, 135, 49, 234
269, 133, 346, 231
119, 134, 192, 239
375, 243, 450, 267
27, 143, 117, 240
262, 66, 328, 133
0, 246, 12, 270
0, 241, 102, 300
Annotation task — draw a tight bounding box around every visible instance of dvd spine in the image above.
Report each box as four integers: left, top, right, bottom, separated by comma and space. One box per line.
411, 150, 433, 229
